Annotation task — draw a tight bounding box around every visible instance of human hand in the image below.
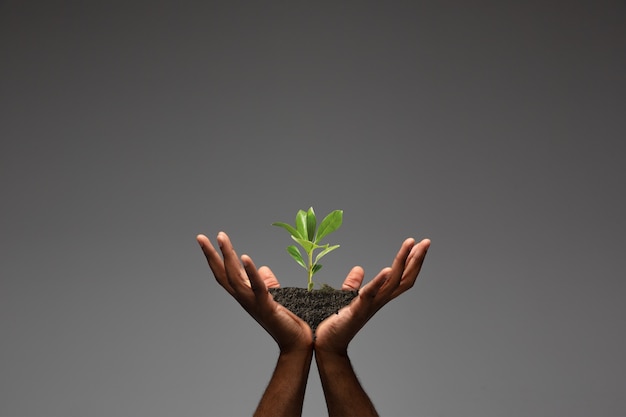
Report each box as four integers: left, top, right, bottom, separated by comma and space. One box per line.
197, 232, 313, 353
314, 237, 430, 354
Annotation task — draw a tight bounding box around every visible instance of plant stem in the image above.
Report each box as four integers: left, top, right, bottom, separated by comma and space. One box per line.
307, 250, 314, 291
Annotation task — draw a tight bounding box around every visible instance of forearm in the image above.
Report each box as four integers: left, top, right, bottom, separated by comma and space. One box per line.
315, 350, 379, 417
254, 348, 313, 417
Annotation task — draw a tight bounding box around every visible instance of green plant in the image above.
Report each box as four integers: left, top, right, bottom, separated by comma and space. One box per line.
272, 207, 343, 291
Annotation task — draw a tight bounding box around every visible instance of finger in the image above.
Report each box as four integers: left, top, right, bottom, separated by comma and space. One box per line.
241, 255, 268, 296
360, 267, 392, 299
407, 238, 430, 276
258, 266, 280, 289
382, 238, 415, 293
216, 232, 250, 292
392, 238, 431, 299
196, 234, 234, 294
342, 266, 364, 291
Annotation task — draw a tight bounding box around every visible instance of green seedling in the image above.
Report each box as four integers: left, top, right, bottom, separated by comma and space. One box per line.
272, 207, 343, 291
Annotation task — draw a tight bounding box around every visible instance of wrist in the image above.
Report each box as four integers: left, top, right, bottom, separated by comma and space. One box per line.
279, 336, 314, 356
279, 344, 314, 359
276, 350, 313, 384
314, 342, 348, 358
314, 348, 350, 368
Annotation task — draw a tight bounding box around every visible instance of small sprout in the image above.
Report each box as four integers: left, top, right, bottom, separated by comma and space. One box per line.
273, 207, 343, 291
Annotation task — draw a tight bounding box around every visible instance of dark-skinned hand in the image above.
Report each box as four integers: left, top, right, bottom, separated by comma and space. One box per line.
315, 237, 431, 354
197, 232, 313, 353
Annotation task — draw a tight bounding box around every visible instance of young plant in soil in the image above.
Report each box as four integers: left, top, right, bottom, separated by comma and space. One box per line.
272, 207, 342, 291
269, 208, 358, 334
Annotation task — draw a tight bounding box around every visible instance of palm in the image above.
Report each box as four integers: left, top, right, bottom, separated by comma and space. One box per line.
255, 266, 313, 350
315, 266, 367, 352
315, 265, 389, 353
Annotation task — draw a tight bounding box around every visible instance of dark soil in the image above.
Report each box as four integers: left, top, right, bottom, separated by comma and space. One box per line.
269, 286, 358, 335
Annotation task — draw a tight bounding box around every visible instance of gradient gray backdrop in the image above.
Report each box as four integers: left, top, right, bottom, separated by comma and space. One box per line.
1, 1, 625, 416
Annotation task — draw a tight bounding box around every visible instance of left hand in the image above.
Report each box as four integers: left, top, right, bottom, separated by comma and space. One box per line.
314, 237, 431, 355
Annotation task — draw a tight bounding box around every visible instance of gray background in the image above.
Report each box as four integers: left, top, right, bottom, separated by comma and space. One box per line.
1, 1, 625, 416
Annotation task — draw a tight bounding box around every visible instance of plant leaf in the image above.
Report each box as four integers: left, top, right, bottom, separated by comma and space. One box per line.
306, 207, 316, 241
315, 244, 340, 264
312, 263, 322, 275
315, 210, 343, 243
308, 281, 315, 291
287, 245, 306, 269
272, 222, 301, 239
291, 235, 316, 253
295, 210, 308, 242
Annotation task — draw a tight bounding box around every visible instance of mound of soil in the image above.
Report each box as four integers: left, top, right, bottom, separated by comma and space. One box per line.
269, 287, 358, 335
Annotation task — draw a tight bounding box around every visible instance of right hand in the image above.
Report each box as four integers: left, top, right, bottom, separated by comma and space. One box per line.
197, 232, 313, 353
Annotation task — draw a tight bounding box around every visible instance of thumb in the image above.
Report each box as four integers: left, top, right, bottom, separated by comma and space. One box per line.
258, 266, 280, 289
342, 266, 365, 291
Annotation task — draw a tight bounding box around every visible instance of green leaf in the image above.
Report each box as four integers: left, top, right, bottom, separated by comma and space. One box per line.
272, 222, 301, 239
291, 236, 316, 253
312, 263, 322, 275
315, 210, 343, 243
295, 210, 308, 242
274, 208, 343, 290
287, 245, 306, 269
315, 244, 340, 264
306, 207, 316, 241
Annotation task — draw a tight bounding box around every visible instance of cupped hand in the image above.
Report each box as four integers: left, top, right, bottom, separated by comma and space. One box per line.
197, 232, 313, 353
314, 237, 431, 354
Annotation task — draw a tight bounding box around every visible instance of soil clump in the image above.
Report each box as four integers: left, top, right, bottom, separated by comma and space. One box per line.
269, 287, 358, 335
